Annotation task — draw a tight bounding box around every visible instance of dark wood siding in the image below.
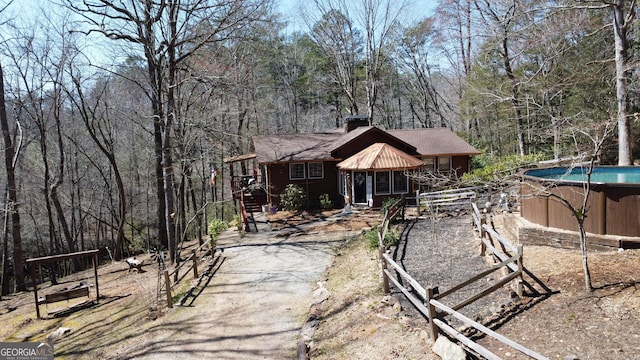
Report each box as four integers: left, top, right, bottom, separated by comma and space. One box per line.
267, 161, 341, 209
451, 156, 470, 177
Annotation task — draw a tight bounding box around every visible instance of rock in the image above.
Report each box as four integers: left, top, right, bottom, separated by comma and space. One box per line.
311, 286, 331, 306
46, 327, 72, 342
301, 319, 319, 341
419, 329, 430, 343
432, 336, 466, 360
565, 355, 580, 360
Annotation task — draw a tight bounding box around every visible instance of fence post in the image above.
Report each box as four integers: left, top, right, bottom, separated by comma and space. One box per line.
378, 225, 390, 294
426, 288, 438, 340
164, 270, 173, 308
480, 217, 487, 256
192, 249, 199, 279
515, 244, 524, 297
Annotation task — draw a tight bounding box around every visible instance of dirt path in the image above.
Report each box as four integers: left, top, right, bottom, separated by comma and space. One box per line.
117, 226, 360, 360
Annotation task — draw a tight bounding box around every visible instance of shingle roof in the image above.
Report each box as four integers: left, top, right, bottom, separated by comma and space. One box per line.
253, 133, 342, 163
251, 126, 480, 164
329, 126, 416, 154
337, 143, 424, 170
387, 128, 481, 156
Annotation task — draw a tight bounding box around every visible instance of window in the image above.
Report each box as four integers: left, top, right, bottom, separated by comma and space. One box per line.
375, 171, 391, 194
423, 158, 435, 170
338, 172, 347, 196
289, 163, 305, 180
393, 171, 408, 194
438, 157, 451, 173
308, 162, 324, 179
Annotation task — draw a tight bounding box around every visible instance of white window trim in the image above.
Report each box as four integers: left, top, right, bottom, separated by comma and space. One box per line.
392, 170, 409, 194
289, 163, 305, 180
308, 162, 324, 179
375, 170, 391, 195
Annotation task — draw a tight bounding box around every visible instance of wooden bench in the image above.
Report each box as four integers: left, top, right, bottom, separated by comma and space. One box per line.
38, 286, 90, 305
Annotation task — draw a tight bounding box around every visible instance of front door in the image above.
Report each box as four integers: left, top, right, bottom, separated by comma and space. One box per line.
353, 171, 367, 204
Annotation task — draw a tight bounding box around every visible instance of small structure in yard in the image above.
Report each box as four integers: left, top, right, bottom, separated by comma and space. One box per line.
225, 117, 480, 230
25, 249, 100, 319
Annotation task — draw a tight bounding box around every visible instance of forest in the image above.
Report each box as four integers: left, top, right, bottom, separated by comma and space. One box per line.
0, 0, 638, 295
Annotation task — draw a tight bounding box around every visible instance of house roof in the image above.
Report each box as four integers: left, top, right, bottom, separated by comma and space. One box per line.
252, 132, 342, 163
337, 143, 424, 170
387, 128, 481, 156
329, 126, 417, 155
251, 126, 480, 164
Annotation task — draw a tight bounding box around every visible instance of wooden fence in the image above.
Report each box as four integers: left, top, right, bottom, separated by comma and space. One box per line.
378, 200, 548, 359
160, 241, 216, 308
414, 187, 480, 213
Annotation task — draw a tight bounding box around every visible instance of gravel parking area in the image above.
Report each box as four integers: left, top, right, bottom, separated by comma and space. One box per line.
391, 211, 513, 328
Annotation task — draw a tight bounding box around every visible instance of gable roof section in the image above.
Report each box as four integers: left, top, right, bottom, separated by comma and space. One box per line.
337, 143, 424, 170
253, 133, 342, 164
329, 126, 417, 156
387, 128, 481, 156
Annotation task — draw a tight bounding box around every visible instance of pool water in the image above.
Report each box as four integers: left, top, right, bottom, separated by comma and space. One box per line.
525, 166, 640, 184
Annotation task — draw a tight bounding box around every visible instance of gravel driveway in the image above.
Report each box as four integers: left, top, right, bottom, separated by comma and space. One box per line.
122, 218, 359, 360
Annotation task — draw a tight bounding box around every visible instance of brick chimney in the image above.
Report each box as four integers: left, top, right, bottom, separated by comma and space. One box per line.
344, 115, 370, 132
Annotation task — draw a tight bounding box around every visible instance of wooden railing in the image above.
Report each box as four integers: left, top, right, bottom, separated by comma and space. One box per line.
379, 204, 547, 359
378, 197, 405, 294
160, 241, 217, 308
415, 187, 479, 212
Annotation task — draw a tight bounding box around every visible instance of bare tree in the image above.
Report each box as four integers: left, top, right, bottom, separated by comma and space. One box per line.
523, 120, 615, 292
358, 0, 407, 123
0, 61, 24, 293
306, 4, 362, 116
610, 0, 634, 165
68, 0, 272, 263
474, 0, 528, 155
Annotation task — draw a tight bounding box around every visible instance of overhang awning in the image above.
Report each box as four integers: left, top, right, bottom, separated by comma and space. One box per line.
223, 153, 257, 163
336, 143, 424, 170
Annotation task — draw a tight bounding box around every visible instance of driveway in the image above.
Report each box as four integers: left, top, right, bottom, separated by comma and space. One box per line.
124, 215, 360, 360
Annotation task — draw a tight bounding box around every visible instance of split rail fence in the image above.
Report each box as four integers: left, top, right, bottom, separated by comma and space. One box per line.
159, 241, 216, 308
378, 193, 548, 360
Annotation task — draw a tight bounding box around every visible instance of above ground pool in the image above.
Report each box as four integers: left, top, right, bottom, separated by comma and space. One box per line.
521, 166, 640, 238
525, 166, 640, 184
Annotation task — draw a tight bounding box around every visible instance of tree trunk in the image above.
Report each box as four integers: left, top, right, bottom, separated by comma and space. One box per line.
0, 62, 25, 292
613, 0, 632, 165
502, 37, 526, 156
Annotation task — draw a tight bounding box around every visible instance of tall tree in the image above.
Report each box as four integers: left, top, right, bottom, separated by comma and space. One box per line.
0, 61, 24, 292
68, 0, 272, 262
307, 6, 363, 116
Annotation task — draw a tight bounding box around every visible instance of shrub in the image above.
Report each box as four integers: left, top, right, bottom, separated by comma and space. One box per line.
381, 197, 401, 216
319, 193, 333, 210
208, 218, 228, 247
462, 153, 544, 185
280, 184, 306, 211
365, 227, 400, 250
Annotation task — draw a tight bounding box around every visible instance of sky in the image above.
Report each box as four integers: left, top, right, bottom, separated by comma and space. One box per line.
0, 0, 437, 68
277, 0, 438, 33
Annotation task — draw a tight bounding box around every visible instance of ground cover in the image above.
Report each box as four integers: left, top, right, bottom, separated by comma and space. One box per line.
0, 209, 637, 359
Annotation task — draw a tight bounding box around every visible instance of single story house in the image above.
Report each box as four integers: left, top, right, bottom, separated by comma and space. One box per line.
225, 117, 481, 212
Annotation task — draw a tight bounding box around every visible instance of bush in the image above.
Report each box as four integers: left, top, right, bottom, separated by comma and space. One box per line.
319, 193, 333, 210
208, 218, 228, 247
280, 184, 307, 211
462, 153, 544, 185
365, 227, 400, 250
381, 197, 401, 216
